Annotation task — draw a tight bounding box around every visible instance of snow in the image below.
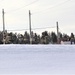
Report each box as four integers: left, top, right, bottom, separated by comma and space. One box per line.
61, 41, 74, 44
0, 44, 75, 75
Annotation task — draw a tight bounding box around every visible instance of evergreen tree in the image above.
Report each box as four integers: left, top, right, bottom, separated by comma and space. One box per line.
51, 32, 57, 44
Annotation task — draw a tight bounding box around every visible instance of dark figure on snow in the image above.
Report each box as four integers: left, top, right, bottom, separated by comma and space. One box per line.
70, 33, 75, 44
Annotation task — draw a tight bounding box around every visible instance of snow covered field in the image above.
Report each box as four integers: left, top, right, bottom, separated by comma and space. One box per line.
0, 44, 75, 75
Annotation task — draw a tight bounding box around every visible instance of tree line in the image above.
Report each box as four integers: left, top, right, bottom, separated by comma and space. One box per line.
0, 30, 75, 44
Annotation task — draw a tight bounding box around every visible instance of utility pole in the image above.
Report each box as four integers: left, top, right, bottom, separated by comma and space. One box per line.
56, 22, 60, 44
29, 10, 32, 44
2, 9, 5, 44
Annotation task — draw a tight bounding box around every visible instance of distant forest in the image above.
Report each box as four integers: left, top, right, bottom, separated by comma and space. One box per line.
0, 30, 75, 44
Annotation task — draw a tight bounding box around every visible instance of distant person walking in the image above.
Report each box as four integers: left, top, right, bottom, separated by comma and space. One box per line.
70, 33, 74, 44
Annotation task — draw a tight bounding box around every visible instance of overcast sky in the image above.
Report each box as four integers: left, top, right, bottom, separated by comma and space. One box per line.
0, 0, 75, 35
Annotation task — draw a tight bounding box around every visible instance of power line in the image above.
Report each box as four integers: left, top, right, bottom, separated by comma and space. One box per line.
32, 0, 71, 15
7, 29, 28, 32
6, 0, 39, 13
59, 28, 65, 33
7, 26, 55, 31
0, 0, 4, 2
32, 26, 55, 30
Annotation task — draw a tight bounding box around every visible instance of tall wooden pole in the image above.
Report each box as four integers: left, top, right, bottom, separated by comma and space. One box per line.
29, 10, 32, 44
2, 9, 5, 44
56, 22, 59, 44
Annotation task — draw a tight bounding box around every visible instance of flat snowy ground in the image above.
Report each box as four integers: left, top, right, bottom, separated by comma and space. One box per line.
0, 44, 75, 75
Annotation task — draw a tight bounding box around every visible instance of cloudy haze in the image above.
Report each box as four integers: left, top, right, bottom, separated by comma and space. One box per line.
0, 0, 75, 35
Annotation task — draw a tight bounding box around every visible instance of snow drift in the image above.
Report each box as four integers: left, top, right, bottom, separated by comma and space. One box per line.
0, 44, 75, 75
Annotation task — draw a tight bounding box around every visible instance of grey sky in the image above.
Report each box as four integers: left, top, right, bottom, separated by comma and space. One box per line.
0, 0, 75, 35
